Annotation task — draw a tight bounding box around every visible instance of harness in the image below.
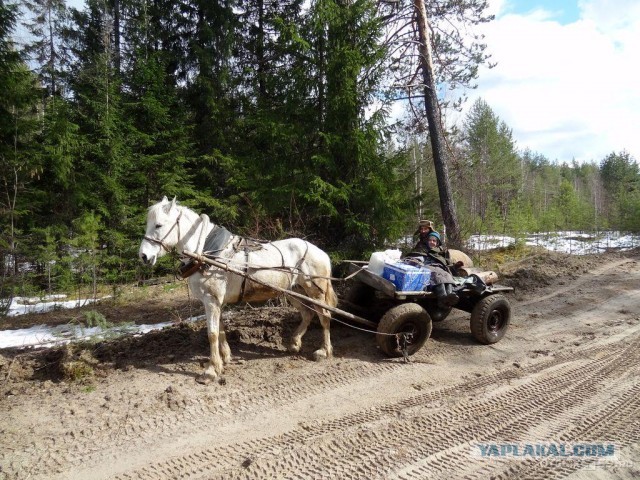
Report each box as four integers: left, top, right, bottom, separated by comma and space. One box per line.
235, 237, 283, 301
178, 223, 234, 279
146, 209, 332, 295
143, 210, 183, 253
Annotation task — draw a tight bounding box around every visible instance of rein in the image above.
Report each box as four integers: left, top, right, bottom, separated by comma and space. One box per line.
201, 252, 359, 283
148, 208, 345, 284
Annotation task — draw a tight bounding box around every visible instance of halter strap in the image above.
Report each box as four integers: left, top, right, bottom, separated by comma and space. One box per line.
143, 210, 183, 252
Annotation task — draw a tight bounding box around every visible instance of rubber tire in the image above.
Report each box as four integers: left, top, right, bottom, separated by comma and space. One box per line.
470, 294, 511, 344
376, 303, 432, 357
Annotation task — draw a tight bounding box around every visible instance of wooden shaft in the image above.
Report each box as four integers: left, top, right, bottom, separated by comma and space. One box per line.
182, 250, 378, 329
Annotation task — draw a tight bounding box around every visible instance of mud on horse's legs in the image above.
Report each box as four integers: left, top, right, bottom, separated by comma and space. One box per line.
313, 308, 332, 361
197, 298, 224, 384
288, 298, 314, 354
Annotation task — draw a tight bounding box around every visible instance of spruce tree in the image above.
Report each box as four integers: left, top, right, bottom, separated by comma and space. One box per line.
0, 1, 41, 280
67, 0, 128, 241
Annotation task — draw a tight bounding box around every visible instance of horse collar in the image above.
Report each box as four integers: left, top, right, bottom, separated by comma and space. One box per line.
202, 226, 233, 256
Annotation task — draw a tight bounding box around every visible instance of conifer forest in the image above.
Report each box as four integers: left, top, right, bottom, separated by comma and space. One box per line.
1, 0, 638, 299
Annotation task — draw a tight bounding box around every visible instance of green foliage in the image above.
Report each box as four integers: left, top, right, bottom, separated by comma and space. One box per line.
2, 1, 638, 301
460, 98, 521, 231
600, 151, 640, 230
83, 309, 108, 329
0, 6, 43, 291
448, 100, 640, 238
22, 0, 71, 98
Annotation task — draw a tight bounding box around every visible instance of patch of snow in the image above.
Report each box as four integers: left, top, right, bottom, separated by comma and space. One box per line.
0, 315, 205, 349
6, 295, 111, 317
468, 231, 640, 255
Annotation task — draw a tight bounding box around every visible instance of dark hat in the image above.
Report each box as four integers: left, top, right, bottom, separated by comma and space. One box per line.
415, 219, 434, 236
428, 231, 441, 241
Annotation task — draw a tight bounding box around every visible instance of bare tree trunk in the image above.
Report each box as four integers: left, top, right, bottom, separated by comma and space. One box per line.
256, 0, 266, 98
412, 140, 423, 219
413, 0, 461, 247
113, 0, 121, 74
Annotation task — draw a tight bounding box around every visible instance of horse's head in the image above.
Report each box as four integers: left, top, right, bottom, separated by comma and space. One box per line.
139, 196, 182, 265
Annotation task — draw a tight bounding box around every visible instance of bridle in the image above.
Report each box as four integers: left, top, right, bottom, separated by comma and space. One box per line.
143, 210, 183, 253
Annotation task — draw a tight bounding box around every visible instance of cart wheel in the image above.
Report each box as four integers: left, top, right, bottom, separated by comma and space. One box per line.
376, 303, 432, 357
470, 294, 511, 344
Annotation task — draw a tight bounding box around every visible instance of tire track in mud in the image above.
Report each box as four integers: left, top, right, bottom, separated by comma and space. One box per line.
108, 332, 640, 480
11, 360, 405, 479
217, 336, 640, 480
393, 350, 640, 479
8, 257, 639, 480
517, 258, 632, 308
490, 401, 640, 480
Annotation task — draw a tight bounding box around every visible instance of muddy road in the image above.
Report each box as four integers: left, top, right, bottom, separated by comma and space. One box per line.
1, 250, 639, 479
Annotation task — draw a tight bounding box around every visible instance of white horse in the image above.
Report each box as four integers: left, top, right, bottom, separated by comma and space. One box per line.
138, 197, 338, 384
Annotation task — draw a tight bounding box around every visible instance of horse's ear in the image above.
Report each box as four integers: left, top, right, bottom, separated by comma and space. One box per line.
163, 196, 177, 214
161, 195, 168, 203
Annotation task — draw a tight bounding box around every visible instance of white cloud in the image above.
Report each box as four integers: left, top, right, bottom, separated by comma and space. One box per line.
461, 0, 640, 164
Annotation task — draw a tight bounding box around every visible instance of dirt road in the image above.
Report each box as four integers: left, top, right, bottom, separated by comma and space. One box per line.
1, 250, 639, 479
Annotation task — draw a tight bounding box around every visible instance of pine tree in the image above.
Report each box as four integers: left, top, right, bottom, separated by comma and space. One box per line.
277, 0, 410, 249
381, 0, 495, 245
117, 0, 195, 207
22, 0, 71, 99
182, 0, 238, 180
600, 151, 640, 230
461, 98, 520, 233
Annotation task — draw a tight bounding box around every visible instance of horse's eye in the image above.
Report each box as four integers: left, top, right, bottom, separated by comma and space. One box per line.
155, 224, 162, 229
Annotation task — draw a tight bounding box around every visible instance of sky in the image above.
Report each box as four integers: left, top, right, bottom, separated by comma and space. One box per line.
455, 0, 640, 164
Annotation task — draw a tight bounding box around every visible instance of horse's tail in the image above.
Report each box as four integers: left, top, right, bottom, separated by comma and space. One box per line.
324, 280, 338, 309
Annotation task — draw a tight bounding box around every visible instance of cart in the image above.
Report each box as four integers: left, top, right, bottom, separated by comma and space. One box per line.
340, 261, 514, 358
181, 250, 513, 360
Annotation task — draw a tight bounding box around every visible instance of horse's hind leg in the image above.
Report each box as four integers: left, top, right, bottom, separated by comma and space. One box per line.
197, 296, 224, 385
288, 296, 314, 354
312, 306, 333, 361
219, 323, 232, 365
288, 296, 332, 361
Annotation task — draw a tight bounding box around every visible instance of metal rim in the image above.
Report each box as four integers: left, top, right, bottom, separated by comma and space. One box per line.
398, 320, 423, 345
487, 307, 506, 333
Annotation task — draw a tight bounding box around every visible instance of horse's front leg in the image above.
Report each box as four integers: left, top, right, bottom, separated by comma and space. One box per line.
197, 297, 224, 385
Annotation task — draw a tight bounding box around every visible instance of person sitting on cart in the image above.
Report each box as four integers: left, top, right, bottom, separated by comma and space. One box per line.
404, 220, 459, 307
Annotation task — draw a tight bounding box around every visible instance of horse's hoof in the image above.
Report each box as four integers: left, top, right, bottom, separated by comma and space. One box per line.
288, 343, 301, 353
195, 374, 215, 385
312, 349, 329, 361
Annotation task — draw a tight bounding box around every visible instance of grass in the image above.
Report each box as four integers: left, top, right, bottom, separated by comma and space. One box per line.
471, 243, 550, 273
